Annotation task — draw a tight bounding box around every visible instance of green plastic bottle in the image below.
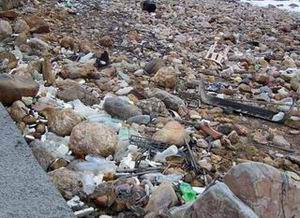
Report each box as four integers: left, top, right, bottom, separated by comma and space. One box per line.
179, 182, 197, 202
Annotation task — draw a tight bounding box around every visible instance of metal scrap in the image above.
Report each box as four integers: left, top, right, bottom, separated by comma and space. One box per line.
180, 79, 289, 123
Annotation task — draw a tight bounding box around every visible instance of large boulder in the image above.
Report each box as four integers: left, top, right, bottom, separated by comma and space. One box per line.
224, 162, 300, 218
188, 182, 258, 218
0, 74, 39, 105
103, 97, 142, 120
69, 122, 118, 157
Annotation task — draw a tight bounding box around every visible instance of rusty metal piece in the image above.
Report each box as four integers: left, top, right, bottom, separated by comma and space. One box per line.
198, 120, 223, 140
180, 80, 288, 123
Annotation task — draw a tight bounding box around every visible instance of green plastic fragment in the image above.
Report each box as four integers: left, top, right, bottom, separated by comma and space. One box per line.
179, 182, 197, 202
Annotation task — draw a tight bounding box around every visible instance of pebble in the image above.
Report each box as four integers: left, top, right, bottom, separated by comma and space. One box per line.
103, 97, 142, 120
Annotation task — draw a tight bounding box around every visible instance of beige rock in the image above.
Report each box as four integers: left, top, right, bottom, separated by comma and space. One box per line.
48, 167, 82, 199
153, 66, 177, 89
152, 121, 190, 146
145, 182, 178, 214
8, 100, 28, 122
60, 36, 75, 49
69, 122, 118, 157
61, 60, 96, 79
99, 35, 114, 47
42, 56, 55, 85
0, 74, 39, 105
24, 15, 50, 34
42, 108, 82, 137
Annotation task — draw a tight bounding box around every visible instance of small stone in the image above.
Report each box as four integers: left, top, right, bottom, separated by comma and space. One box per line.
24, 16, 50, 34
290, 73, 300, 92
252, 130, 269, 145
8, 100, 28, 122
127, 115, 151, 124
144, 58, 164, 75
69, 122, 118, 157
22, 115, 36, 124
0, 74, 39, 105
99, 35, 114, 47
116, 86, 133, 96
0, 51, 17, 70
137, 97, 169, 117
152, 121, 190, 146
153, 66, 177, 89
60, 36, 75, 49
254, 73, 270, 85
0, 19, 12, 40
14, 18, 30, 33
217, 123, 234, 135
0, 10, 18, 20
151, 88, 186, 111
282, 56, 296, 68
42, 56, 55, 86
61, 61, 96, 79
103, 97, 142, 120
198, 159, 212, 171
145, 182, 178, 214
15, 32, 27, 46
239, 83, 252, 93
211, 139, 222, 148
48, 167, 82, 199
1, 0, 23, 10
28, 38, 49, 53
228, 130, 239, 144
42, 108, 82, 137
56, 79, 100, 106
272, 135, 290, 148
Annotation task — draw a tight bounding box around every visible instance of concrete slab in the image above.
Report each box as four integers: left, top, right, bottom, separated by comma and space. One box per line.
0, 104, 75, 218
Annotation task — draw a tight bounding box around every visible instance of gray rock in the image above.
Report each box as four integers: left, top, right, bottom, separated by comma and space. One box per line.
0, 19, 12, 40
56, 79, 100, 106
103, 97, 142, 120
151, 88, 185, 111
188, 182, 258, 218
272, 135, 290, 148
43, 108, 82, 137
127, 114, 151, 124
145, 182, 178, 214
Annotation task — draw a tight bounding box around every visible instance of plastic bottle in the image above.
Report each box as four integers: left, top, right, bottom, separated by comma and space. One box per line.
154, 145, 178, 162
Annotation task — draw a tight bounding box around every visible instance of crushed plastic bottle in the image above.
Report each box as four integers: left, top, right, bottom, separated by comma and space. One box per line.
154, 145, 178, 162
180, 182, 197, 202
141, 173, 183, 184
88, 113, 122, 130
73, 155, 117, 175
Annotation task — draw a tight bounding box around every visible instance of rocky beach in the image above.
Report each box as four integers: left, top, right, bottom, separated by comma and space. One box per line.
0, 0, 300, 217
